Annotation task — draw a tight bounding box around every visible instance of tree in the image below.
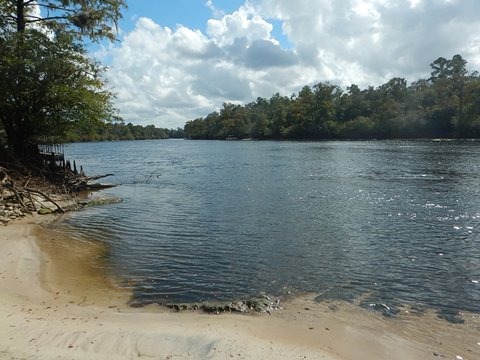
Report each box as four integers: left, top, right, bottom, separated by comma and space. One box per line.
267, 93, 290, 138
336, 84, 371, 123
183, 54, 479, 141
379, 78, 407, 102
0, 0, 126, 159
311, 82, 342, 138
286, 86, 314, 138
456, 72, 480, 137
249, 97, 269, 139
184, 118, 208, 139
0, 31, 117, 156
427, 55, 469, 137
429, 57, 449, 80
1, 0, 125, 39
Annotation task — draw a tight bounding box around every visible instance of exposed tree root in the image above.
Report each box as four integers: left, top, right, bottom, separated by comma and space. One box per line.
0, 164, 116, 221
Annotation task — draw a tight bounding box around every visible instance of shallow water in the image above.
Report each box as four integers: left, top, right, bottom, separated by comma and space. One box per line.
61, 140, 480, 315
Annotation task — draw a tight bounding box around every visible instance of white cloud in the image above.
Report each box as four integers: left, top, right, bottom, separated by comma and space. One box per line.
105, 18, 215, 128
105, 10, 305, 127
206, 4, 275, 46
258, 0, 480, 84
205, 0, 225, 19
103, 0, 480, 128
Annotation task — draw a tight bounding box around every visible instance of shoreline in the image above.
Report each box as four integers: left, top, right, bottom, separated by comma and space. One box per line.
1, 215, 479, 359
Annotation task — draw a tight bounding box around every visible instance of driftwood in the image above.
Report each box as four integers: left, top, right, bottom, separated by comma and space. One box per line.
3, 183, 31, 214
0, 167, 65, 214
78, 183, 116, 191
25, 187, 65, 213
0, 164, 116, 219
62, 171, 115, 192
85, 174, 114, 182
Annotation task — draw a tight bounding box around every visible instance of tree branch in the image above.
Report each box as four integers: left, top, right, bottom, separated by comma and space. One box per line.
25, 187, 65, 213
35, 3, 78, 13
25, 15, 70, 23
3, 183, 30, 214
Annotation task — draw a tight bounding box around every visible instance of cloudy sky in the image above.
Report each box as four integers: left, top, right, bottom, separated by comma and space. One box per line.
94, 0, 480, 129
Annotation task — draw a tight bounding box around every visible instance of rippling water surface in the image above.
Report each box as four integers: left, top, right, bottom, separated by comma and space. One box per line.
61, 140, 480, 314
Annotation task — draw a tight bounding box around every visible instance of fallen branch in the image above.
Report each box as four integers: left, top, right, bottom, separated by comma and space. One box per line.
3, 182, 31, 214
59, 171, 115, 192
25, 187, 65, 213
76, 183, 116, 191
85, 173, 114, 182
26, 189, 37, 212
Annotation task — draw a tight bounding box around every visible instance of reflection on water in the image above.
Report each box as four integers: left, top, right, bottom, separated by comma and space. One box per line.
61, 140, 480, 316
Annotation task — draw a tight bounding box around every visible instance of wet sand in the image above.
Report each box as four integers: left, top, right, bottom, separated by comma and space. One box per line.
0, 216, 479, 359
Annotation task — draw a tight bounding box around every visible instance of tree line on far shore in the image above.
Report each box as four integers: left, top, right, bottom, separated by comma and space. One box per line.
184, 55, 480, 140
62, 123, 185, 142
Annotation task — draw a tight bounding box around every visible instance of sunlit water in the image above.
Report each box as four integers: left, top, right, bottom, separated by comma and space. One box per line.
60, 140, 480, 316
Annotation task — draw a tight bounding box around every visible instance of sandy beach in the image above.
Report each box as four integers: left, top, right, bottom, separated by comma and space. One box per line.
1, 215, 479, 360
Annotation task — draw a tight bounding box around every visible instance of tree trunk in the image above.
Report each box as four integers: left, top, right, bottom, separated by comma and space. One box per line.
3, 113, 39, 161
16, 0, 25, 33
10, 1, 33, 160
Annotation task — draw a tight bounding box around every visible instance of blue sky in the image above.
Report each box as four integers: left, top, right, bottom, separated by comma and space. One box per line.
92, 0, 480, 129
120, 0, 244, 31
116, 0, 290, 49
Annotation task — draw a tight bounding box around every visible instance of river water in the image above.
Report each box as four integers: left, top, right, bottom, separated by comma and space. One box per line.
60, 140, 480, 316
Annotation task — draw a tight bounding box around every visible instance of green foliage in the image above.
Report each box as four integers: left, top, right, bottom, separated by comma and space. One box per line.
0, 0, 126, 40
0, 0, 126, 159
0, 29, 117, 156
337, 117, 375, 139
184, 55, 480, 140
63, 123, 184, 142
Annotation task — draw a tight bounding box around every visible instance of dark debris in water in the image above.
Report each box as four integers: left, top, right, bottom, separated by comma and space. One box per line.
79, 196, 122, 208
314, 287, 361, 303
128, 293, 281, 315
408, 305, 428, 316
314, 287, 403, 318
365, 302, 400, 318
436, 309, 465, 324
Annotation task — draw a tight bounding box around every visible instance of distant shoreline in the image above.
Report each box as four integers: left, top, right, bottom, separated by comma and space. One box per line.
64, 137, 480, 144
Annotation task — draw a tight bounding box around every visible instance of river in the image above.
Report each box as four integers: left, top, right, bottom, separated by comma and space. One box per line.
60, 139, 480, 318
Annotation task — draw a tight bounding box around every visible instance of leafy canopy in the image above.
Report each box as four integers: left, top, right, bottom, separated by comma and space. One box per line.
0, 0, 126, 40
0, 0, 126, 158
185, 55, 480, 140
